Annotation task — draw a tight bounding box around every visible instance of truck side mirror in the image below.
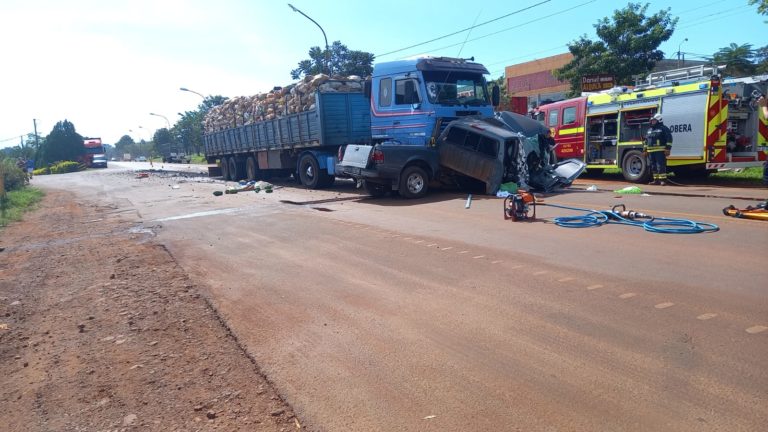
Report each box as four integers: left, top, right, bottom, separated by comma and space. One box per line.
364, 80, 372, 99
492, 85, 500, 107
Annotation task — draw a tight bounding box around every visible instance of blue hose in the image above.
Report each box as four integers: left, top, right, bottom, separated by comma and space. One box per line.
545, 203, 719, 234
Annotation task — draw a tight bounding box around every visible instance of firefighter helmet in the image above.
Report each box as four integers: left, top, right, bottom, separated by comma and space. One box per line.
652, 113, 663, 121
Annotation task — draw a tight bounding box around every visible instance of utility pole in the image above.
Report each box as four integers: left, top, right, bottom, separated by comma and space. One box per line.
33, 119, 39, 149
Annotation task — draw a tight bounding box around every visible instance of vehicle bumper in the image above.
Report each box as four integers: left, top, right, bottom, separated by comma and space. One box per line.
339, 165, 398, 183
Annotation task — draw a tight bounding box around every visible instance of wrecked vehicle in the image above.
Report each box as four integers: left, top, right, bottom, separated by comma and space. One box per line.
437, 111, 586, 194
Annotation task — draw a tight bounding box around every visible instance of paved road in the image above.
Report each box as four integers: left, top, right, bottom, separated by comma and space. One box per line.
33, 165, 768, 431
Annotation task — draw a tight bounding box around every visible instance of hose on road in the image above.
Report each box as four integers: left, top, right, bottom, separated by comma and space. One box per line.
541, 203, 720, 234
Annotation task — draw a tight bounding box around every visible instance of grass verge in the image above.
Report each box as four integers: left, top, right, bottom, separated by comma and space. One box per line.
1, 187, 45, 227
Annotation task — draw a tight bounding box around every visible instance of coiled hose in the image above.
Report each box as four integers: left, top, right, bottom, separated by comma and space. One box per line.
544, 203, 719, 234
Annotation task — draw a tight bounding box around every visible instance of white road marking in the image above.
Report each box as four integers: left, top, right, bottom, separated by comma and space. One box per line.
587, 284, 603, 290
557, 277, 575, 283
491, 260, 503, 264
746, 325, 767, 334
655, 302, 675, 309
473, 255, 485, 259
457, 250, 468, 254
697, 313, 718, 321
619, 293, 637, 299
414, 240, 424, 244
427, 244, 437, 247
533, 271, 548, 276
442, 247, 453, 251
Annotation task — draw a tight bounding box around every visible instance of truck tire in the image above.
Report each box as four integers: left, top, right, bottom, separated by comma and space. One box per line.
220, 157, 230, 180
364, 181, 390, 197
399, 166, 429, 199
298, 154, 321, 189
246, 157, 259, 181
621, 150, 650, 183
228, 157, 242, 181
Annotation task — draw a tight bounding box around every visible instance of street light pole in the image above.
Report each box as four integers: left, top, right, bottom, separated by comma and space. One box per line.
288, 3, 330, 75
677, 38, 688, 68
149, 112, 170, 129
179, 87, 206, 99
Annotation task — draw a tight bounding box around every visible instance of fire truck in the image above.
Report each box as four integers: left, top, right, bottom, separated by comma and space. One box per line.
534, 65, 767, 182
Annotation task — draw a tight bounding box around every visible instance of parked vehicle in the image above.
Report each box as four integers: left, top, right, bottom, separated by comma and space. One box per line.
534, 65, 767, 182
123, 153, 131, 161
157, 142, 190, 163
80, 137, 106, 168
91, 155, 108, 168
137, 156, 147, 162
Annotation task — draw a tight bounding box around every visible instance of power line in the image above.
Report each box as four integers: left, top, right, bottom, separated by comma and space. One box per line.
375, 0, 551, 57
396, 0, 596, 60
677, 5, 751, 29
0, 135, 29, 143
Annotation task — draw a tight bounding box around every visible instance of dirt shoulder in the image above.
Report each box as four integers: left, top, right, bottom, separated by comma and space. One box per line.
0, 190, 300, 431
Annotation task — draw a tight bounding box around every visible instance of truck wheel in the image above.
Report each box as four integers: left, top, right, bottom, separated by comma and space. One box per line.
364, 181, 390, 197
246, 157, 259, 181
220, 157, 230, 180
399, 166, 429, 199
621, 150, 650, 183
228, 157, 242, 181
298, 154, 321, 189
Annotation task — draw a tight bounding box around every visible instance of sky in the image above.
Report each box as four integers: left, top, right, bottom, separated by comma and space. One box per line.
1, 0, 765, 148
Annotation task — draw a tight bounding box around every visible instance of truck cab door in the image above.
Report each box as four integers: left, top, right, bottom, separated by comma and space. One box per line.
371, 76, 427, 145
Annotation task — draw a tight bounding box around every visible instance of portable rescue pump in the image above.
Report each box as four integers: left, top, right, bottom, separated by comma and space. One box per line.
503, 191, 536, 221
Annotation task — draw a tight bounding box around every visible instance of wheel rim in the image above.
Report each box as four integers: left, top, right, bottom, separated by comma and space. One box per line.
407, 173, 424, 193
628, 155, 642, 176
304, 164, 315, 180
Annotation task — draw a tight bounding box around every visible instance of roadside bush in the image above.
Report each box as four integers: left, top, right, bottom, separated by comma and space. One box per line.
31, 161, 82, 176
50, 161, 81, 174
1, 159, 27, 192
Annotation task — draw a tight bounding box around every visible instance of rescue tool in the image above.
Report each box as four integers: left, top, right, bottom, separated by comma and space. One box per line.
722, 201, 768, 221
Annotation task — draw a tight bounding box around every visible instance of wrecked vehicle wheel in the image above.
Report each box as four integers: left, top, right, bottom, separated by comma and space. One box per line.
399, 166, 429, 199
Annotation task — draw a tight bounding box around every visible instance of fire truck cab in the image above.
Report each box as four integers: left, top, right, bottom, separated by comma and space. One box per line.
535, 65, 767, 182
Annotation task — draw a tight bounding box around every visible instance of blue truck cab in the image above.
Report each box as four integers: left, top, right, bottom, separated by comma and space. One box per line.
339, 57, 498, 198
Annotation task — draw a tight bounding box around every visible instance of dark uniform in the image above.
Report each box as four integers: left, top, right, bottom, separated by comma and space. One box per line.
645, 116, 673, 185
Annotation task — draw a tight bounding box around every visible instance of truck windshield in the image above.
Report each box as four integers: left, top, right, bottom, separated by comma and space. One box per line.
423, 71, 489, 106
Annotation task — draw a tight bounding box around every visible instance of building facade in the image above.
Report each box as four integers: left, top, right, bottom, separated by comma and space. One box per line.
505, 53, 573, 109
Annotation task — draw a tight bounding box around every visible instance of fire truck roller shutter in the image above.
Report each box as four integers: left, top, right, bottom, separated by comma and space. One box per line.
587, 104, 619, 115
658, 92, 708, 158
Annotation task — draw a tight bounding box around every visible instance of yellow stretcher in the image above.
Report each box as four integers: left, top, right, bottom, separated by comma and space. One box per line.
722, 202, 768, 221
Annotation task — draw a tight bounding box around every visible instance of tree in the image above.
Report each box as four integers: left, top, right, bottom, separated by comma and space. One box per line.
713, 43, 756, 77
38, 120, 84, 165
555, 3, 677, 96
749, 0, 768, 16
755, 45, 768, 73
114, 135, 135, 152
290, 41, 374, 80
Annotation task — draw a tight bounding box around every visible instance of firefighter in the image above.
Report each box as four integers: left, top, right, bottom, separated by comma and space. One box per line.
644, 113, 673, 185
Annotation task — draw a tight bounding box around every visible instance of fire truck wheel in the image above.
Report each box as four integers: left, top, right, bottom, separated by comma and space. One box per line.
621, 150, 650, 183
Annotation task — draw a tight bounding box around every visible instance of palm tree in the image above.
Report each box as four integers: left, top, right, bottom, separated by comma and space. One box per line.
713, 43, 756, 77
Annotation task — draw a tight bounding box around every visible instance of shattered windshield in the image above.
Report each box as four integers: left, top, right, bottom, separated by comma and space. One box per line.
423, 71, 489, 106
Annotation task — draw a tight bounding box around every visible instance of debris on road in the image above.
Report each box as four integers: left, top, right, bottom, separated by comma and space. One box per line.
613, 186, 642, 194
